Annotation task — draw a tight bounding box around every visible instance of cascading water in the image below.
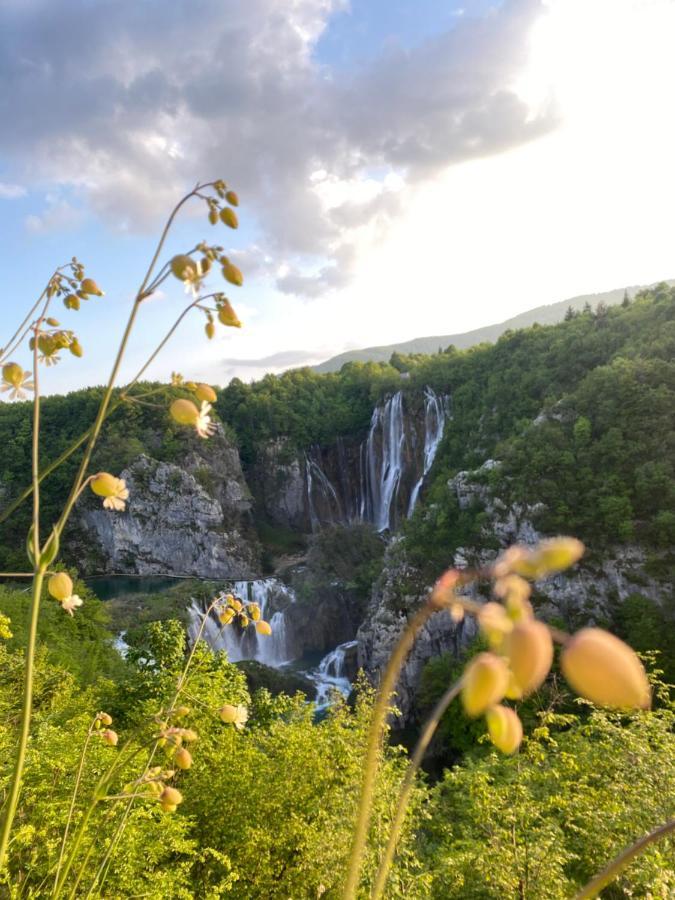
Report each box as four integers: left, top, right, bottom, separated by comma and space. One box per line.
188, 578, 295, 666
308, 640, 357, 708
407, 387, 447, 516
303, 386, 448, 532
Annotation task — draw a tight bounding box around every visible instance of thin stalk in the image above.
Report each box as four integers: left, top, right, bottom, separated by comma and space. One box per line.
53, 723, 95, 893
342, 602, 436, 900
83, 597, 220, 897
575, 819, 675, 899
371, 679, 463, 900
0, 322, 45, 869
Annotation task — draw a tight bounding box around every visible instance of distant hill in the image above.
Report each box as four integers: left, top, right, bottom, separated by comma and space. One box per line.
313, 281, 673, 373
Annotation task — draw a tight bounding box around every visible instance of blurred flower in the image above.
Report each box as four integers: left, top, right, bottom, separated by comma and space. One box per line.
561, 627, 651, 709
60, 594, 83, 616
461, 652, 509, 718
219, 704, 248, 731
486, 705, 523, 754
1, 363, 34, 400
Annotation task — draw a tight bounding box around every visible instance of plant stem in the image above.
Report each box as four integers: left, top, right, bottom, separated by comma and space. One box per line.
0, 321, 45, 870
342, 602, 436, 900
53, 723, 95, 893
575, 818, 675, 899
371, 678, 463, 900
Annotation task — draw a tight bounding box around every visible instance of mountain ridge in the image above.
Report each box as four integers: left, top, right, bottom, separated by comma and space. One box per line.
312, 280, 674, 373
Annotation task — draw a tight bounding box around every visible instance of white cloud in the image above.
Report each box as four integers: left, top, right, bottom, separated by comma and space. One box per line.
0, 0, 550, 296
0, 182, 26, 198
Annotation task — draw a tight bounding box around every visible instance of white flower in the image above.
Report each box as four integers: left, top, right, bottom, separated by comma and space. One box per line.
60, 594, 83, 616
1, 364, 34, 400
101, 478, 129, 511
195, 401, 216, 439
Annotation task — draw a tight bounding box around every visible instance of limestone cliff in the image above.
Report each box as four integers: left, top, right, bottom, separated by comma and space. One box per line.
74, 428, 260, 577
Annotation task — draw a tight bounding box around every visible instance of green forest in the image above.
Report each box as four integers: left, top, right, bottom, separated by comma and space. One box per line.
1, 284, 674, 896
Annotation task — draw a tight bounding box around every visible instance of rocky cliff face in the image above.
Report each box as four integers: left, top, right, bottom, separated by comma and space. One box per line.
355, 458, 672, 724
253, 387, 448, 534
76, 428, 260, 577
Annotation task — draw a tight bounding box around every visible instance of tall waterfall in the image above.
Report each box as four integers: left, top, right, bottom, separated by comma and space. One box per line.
302, 386, 447, 532
188, 578, 295, 666
407, 387, 447, 516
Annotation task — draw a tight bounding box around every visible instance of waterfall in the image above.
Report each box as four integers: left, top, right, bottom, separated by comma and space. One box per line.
407, 387, 447, 516
306, 450, 341, 532
308, 640, 357, 708
304, 386, 448, 533
188, 578, 295, 666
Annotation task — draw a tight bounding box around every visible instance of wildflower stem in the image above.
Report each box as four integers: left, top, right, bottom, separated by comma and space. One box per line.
371, 678, 463, 900
0, 321, 45, 870
54, 723, 95, 893
84, 597, 220, 897
575, 818, 675, 899
343, 601, 436, 900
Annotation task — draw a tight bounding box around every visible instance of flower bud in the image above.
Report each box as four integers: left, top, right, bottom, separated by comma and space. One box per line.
430, 568, 461, 608
205, 321, 216, 339
217, 300, 242, 328
170, 255, 198, 281
46, 317, 60, 327
159, 786, 183, 810
561, 628, 651, 709
478, 602, 513, 651
101, 729, 118, 746
98, 712, 113, 726
48, 572, 73, 602
255, 620, 272, 636
248, 603, 261, 622
461, 652, 509, 718
219, 704, 238, 724
174, 705, 190, 718
170, 398, 200, 427
494, 575, 533, 622
219, 608, 235, 625
90, 472, 121, 498
194, 383, 217, 403
2, 362, 24, 388
220, 207, 238, 229
64, 294, 81, 310
225, 190, 239, 207
208, 208, 218, 225
80, 278, 104, 296
534, 537, 585, 575
505, 620, 553, 696
222, 261, 243, 287
69, 338, 83, 357
486, 705, 523, 754
174, 747, 192, 770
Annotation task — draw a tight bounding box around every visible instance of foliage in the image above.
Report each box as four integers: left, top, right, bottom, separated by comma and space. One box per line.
420, 693, 675, 898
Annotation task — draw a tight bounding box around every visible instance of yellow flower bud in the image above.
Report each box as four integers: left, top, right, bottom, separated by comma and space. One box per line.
64, 294, 81, 310
225, 190, 239, 206
180, 728, 198, 742
561, 628, 651, 709
101, 729, 118, 746
174, 705, 190, 718
218, 704, 238, 724
2, 362, 24, 388
534, 537, 585, 575
170, 398, 200, 427
504, 670, 523, 701
199, 255, 212, 275
461, 652, 510, 718
494, 575, 533, 622
98, 712, 113, 726
208, 208, 218, 225
222, 261, 243, 287
219, 608, 235, 625
205, 321, 216, 339
248, 603, 261, 622
255, 620, 272, 636
69, 338, 83, 357
48, 572, 73, 602
430, 568, 461, 608
46, 317, 60, 327
217, 300, 242, 328
478, 602, 513, 650
505, 620, 553, 696
174, 747, 192, 770
170, 254, 198, 281
486, 705, 523, 754
80, 278, 104, 296
90, 472, 121, 498
159, 786, 183, 808
194, 383, 217, 403
220, 207, 238, 229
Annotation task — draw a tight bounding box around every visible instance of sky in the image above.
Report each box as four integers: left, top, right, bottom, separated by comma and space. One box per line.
1, 0, 674, 393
